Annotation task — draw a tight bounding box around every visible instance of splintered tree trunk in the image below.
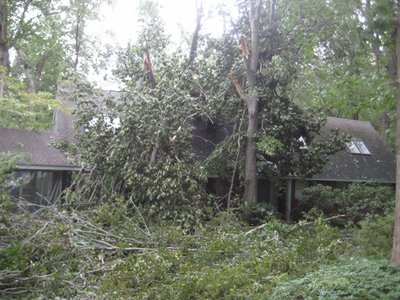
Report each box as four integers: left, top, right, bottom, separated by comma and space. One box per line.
242, 0, 261, 204
392, 0, 400, 268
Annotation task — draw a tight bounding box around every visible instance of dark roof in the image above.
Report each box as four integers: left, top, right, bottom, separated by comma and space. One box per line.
0, 88, 123, 171
192, 116, 395, 183
0, 127, 78, 170
312, 117, 395, 183
192, 118, 232, 161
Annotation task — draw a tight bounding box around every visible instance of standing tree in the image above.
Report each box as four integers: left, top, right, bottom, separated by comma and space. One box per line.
242, 0, 261, 204
392, 0, 400, 268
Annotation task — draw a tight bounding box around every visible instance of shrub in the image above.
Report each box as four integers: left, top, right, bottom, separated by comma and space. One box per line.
342, 183, 394, 223
271, 259, 400, 299
298, 183, 394, 224
298, 184, 343, 217
355, 213, 394, 258
236, 202, 275, 225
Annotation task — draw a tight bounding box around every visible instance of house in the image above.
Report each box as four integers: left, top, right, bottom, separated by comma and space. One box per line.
193, 116, 396, 221
284, 117, 396, 221
0, 127, 80, 205
0, 91, 80, 206
0, 88, 123, 206
2, 86, 394, 216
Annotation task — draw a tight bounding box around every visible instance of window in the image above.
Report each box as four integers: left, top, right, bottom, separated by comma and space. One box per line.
298, 136, 308, 149
346, 139, 371, 155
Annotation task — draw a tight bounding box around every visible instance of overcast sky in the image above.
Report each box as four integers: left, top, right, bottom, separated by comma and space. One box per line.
87, 0, 236, 89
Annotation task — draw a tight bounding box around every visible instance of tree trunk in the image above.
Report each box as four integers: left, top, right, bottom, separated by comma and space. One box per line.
17, 48, 37, 93
187, 0, 202, 66
0, 0, 9, 96
242, 0, 261, 204
34, 52, 50, 90
73, 12, 84, 71
23, 63, 35, 93
391, 0, 400, 268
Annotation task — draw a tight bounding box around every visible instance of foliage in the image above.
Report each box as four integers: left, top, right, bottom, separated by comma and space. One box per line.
298, 183, 394, 224
0, 74, 59, 129
298, 184, 344, 218
73, 81, 212, 224
258, 97, 345, 179
342, 182, 395, 223
286, 0, 397, 144
0, 194, 396, 299
199, 0, 347, 189
271, 258, 400, 299
97, 216, 345, 299
70, 3, 216, 224
0, 153, 19, 214
235, 202, 275, 226
355, 213, 394, 258
0, 45, 60, 130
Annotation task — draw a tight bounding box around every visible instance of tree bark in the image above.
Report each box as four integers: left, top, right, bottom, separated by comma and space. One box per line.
73, 10, 84, 71
242, 0, 261, 204
187, 0, 202, 66
17, 48, 35, 93
0, 0, 9, 96
391, 0, 400, 268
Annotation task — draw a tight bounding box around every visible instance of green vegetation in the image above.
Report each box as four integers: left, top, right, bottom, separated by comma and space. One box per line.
0, 74, 59, 130
299, 183, 395, 224
0, 190, 397, 298
1, 0, 400, 297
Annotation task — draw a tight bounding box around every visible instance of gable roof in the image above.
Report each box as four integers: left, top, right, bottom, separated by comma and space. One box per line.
312, 117, 395, 183
0, 127, 79, 170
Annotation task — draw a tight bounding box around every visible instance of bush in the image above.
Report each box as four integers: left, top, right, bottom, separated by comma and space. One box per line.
342, 183, 394, 223
236, 202, 275, 225
298, 183, 394, 224
271, 258, 400, 299
298, 184, 343, 218
355, 213, 394, 258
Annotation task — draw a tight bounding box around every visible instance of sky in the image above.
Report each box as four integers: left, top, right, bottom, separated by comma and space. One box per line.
87, 0, 236, 89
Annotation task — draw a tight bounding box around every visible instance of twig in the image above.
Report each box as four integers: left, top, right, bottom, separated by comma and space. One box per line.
288, 214, 347, 232
128, 197, 151, 236
22, 222, 48, 245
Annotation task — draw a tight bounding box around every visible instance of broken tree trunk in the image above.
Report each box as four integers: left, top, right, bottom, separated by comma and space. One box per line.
242, 0, 261, 204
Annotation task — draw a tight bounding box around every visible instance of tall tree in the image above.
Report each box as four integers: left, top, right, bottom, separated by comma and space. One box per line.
392, 0, 400, 268
242, 0, 261, 204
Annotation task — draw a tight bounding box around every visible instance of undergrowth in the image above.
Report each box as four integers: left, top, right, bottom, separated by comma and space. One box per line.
0, 199, 397, 299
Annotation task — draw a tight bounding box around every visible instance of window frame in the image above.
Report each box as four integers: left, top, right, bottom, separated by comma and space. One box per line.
346, 139, 371, 155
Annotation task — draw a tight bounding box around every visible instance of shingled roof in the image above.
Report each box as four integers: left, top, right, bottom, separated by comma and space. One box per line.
191, 116, 395, 183
0, 88, 122, 171
0, 127, 78, 170
312, 117, 395, 183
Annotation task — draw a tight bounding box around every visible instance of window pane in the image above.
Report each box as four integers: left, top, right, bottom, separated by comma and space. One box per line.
354, 140, 371, 155
346, 141, 360, 154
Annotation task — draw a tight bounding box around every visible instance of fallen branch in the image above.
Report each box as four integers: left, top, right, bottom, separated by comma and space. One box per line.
244, 214, 347, 236
288, 214, 347, 232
